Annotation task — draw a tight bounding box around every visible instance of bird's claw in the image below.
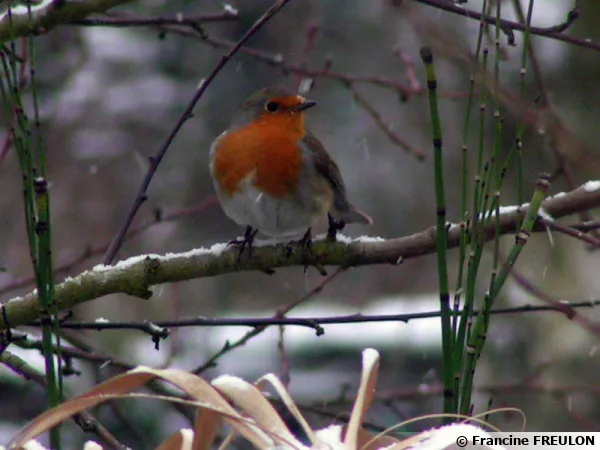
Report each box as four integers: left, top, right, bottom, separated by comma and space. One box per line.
286, 228, 326, 275
327, 213, 346, 242
286, 228, 312, 260
229, 226, 275, 275
229, 225, 258, 262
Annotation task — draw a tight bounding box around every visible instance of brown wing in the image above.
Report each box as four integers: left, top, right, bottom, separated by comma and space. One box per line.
302, 132, 350, 211
302, 132, 373, 224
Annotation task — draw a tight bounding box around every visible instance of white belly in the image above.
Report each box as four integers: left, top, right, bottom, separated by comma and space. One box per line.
215, 182, 315, 237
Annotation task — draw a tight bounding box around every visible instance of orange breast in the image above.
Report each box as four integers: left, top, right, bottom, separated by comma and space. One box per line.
213, 113, 306, 199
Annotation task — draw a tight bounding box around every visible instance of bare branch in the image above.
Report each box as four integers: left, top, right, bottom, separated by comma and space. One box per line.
69, 11, 239, 27
0, 0, 135, 41
414, 0, 594, 51
2, 181, 600, 331
345, 83, 426, 160
192, 267, 345, 373
29, 299, 600, 332
0, 197, 218, 298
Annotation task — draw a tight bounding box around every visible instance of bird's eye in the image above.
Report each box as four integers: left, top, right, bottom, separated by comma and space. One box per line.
265, 101, 279, 112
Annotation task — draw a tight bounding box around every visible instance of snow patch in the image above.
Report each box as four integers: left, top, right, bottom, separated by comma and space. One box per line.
83, 441, 104, 450
327, 234, 383, 244
92, 243, 229, 273
538, 208, 554, 221
7, 295, 25, 305
211, 374, 252, 391
583, 180, 600, 193
314, 425, 344, 450
408, 423, 502, 450
353, 235, 385, 243
362, 348, 379, 374
179, 429, 194, 449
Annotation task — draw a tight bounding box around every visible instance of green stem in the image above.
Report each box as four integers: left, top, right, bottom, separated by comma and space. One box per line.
420, 46, 454, 420
0, 15, 62, 446
460, 173, 550, 414
454, 45, 490, 395
453, 0, 488, 358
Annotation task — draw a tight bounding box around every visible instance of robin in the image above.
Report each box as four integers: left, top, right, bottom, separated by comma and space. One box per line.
209, 86, 372, 261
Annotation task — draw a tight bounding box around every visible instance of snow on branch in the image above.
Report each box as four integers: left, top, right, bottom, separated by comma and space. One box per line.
0, 0, 134, 41
1, 180, 600, 331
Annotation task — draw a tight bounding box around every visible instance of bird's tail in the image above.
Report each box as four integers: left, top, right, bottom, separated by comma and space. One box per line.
341, 206, 373, 225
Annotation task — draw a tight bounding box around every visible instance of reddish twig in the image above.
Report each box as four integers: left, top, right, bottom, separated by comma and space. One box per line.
509, 268, 600, 336
192, 267, 346, 374
14, 331, 132, 370
0, 132, 13, 169
0, 197, 218, 298
293, 19, 320, 92
277, 325, 290, 387
392, 45, 421, 93
204, 34, 417, 96
539, 217, 600, 248
555, 394, 598, 431
346, 83, 425, 160
82, 14, 418, 98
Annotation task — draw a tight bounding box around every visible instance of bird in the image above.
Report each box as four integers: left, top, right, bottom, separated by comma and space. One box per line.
209, 86, 372, 263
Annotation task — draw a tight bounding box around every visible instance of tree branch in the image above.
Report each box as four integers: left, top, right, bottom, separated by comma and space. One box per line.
30, 299, 600, 332
69, 11, 239, 27
0, 0, 135, 41
413, 0, 595, 52
1, 181, 599, 331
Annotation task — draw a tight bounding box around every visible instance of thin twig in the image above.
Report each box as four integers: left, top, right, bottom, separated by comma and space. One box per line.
510, 0, 600, 244
277, 324, 290, 387
346, 83, 426, 160
360, 381, 600, 403
13, 331, 133, 369
69, 11, 239, 27
539, 217, 600, 248
86, 14, 418, 98
414, 0, 594, 51
1, 350, 128, 449
28, 299, 600, 332
392, 45, 421, 93
192, 267, 346, 374
509, 268, 600, 336
0, 197, 218, 298
292, 19, 320, 92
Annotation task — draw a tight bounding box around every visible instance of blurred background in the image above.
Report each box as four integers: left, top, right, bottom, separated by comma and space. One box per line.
2, 0, 600, 447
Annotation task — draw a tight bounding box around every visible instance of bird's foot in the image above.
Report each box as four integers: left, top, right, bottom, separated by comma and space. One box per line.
286, 228, 327, 275
327, 213, 346, 242
229, 226, 275, 275
286, 228, 313, 273
229, 225, 258, 261
286, 228, 312, 259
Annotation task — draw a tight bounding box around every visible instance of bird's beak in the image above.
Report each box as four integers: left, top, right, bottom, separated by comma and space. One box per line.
292, 100, 317, 112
